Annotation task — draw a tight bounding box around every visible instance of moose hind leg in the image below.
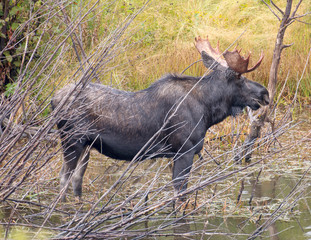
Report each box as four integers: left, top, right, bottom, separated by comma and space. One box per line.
72, 146, 90, 200
59, 144, 85, 201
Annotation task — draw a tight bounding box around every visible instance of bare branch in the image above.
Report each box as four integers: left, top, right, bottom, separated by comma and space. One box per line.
0, 1, 310, 239
261, 0, 281, 21
290, 11, 311, 21
291, 0, 303, 19
281, 42, 294, 50
270, 0, 284, 15
296, 18, 311, 25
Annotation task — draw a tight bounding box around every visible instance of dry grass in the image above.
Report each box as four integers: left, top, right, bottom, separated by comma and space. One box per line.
0, 1, 311, 239
62, 0, 311, 103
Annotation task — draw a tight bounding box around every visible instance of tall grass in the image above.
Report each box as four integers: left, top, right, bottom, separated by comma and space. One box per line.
59, 0, 311, 103
0, 1, 310, 239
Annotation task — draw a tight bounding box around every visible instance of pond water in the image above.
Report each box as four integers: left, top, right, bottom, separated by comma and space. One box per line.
129, 174, 311, 240
82, 108, 311, 240
88, 109, 311, 240
0, 108, 310, 239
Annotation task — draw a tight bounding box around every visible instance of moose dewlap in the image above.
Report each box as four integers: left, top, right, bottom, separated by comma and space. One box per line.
51, 36, 269, 201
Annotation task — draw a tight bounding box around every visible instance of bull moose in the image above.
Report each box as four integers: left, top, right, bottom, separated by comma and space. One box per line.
52, 36, 269, 201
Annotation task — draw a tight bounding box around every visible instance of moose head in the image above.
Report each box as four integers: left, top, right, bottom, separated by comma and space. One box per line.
195, 36, 269, 114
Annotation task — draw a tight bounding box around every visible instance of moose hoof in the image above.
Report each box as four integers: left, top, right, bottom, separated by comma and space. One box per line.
74, 196, 83, 204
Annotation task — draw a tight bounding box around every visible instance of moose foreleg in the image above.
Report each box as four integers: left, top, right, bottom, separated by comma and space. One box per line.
172, 152, 194, 198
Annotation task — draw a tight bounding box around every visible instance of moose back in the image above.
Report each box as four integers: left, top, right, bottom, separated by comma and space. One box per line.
51, 36, 269, 201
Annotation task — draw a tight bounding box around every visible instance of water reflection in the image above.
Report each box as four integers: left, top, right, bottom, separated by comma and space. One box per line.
172, 218, 191, 240
131, 174, 311, 240
305, 225, 311, 239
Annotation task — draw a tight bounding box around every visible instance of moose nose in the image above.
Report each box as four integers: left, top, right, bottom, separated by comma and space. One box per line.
263, 93, 270, 105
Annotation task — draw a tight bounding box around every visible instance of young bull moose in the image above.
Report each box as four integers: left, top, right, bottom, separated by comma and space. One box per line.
52, 36, 269, 201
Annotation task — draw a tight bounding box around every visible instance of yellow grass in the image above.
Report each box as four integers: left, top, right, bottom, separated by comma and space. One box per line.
59, 0, 311, 102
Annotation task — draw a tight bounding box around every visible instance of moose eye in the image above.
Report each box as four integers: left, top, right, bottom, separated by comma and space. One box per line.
236, 77, 245, 85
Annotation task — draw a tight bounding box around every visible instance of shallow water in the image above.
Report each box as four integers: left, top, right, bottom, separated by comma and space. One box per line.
114, 172, 310, 240
85, 108, 311, 240
0, 109, 310, 239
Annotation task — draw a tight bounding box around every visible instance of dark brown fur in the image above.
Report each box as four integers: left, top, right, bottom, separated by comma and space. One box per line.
52, 65, 269, 201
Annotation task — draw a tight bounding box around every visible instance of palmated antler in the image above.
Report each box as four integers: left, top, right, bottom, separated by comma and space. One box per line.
195, 35, 264, 74
223, 49, 264, 74
195, 36, 228, 68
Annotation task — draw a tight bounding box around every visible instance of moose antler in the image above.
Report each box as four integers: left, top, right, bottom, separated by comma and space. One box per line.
195, 36, 228, 68
195, 35, 264, 74
223, 49, 264, 74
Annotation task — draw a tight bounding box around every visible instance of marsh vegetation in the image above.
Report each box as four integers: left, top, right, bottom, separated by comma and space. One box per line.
0, 0, 310, 239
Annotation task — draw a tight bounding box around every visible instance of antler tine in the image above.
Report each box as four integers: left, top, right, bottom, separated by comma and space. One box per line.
245, 51, 264, 73
216, 41, 221, 54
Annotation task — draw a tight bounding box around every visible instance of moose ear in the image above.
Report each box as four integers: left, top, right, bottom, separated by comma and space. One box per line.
201, 51, 227, 72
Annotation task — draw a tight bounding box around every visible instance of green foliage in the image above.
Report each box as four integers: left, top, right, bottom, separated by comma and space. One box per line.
1, 226, 53, 240
3, 50, 12, 62
0, 0, 44, 93
4, 81, 16, 97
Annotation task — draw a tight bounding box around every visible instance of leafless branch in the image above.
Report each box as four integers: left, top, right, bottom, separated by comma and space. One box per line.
290, 11, 311, 20
261, 0, 281, 21
291, 0, 303, 18
270, 0, 284, 15
0, 1, 310, 240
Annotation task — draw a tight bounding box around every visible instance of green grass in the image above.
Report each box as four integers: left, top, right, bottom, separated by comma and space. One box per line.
60, 0, 311, 103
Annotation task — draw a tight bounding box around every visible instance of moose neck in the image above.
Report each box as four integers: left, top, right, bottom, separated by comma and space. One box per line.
205, 100, 234, 129
198, 72, 237, 129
